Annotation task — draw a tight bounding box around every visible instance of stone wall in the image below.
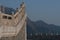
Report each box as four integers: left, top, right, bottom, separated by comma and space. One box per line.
0, 22, 26, 40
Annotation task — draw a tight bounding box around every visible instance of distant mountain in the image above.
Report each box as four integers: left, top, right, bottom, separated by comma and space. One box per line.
27, 17, 60, 34
4, 7, 16, 15
0, 5, 16, 15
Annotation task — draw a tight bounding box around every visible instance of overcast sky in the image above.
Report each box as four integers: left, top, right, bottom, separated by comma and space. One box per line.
0, 0, 60, 25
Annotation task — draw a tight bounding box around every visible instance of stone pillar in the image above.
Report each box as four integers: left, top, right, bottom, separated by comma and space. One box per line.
16, 8, 18, 12
12, 12, 15, 26
0, 5, 2, 24
0, 5, 2, 11
2, 6, 5, 13
0, 5, 4, 12
0, 6, 1, 11
0, 8, 1, 25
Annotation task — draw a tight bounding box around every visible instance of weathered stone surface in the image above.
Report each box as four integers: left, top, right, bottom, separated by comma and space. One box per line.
0, 22, 26, 40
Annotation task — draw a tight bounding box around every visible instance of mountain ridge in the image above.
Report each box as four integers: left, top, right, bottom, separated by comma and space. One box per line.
27, 17, 60, 34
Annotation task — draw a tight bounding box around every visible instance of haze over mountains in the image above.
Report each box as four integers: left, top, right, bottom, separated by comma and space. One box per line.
27, 17, 60, 34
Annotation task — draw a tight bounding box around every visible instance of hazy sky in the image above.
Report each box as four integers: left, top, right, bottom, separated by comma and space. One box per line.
0, 0, 60, 25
